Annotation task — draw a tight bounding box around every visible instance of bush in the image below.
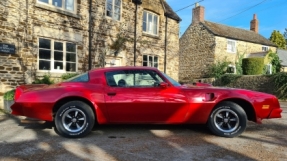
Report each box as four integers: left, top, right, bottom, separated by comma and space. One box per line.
207, 60, 230, 79
218, 74, 242, 86
33, 74, 54, 85
272, 72, 287, 99
3, 89, 15, 101
242, 58, 264, 75
61, 73, 79, 80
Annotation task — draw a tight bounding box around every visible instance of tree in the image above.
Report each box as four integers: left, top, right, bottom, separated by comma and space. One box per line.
269, 30, 286, 49
269, 52, 282, 74
284, 28, 287, 45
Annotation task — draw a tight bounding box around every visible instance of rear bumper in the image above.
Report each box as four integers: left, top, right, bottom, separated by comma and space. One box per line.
268, 108, 283, 118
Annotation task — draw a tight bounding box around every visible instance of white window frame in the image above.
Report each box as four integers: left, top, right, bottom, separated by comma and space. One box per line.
262, 46, 269, 52
38, 38, 77, 73
227, 39, 236, 53
143, 55, 158, 68
37, 0, 76, 13
142, 11, 159, 36
105, 0, 122, 21
227, 64, 236, 74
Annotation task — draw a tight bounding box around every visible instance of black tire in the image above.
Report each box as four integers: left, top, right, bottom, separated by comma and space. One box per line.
55, 101, 95, 138
208, 101, 247, 138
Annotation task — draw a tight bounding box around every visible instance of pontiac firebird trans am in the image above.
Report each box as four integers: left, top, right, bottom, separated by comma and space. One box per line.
11, 67, 282, 138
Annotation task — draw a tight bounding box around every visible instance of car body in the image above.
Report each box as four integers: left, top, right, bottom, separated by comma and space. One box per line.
11, 66, 282, 138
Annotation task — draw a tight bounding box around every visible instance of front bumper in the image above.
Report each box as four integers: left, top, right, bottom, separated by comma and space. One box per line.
268, 108, 283, 118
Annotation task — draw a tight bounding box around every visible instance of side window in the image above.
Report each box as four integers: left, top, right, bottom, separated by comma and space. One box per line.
105, 70, 164, 87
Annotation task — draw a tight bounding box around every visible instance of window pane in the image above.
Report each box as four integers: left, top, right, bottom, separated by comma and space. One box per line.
39, 38, 51, 49
143, 62, 147, 66
115, 0, 121, 6
67, 43, 76, 52
148, 14, 152, 33
39, 60, 51, 70
114, 6, 120, 15
52, 0, 62, 7
54, 61, 63, 70
54, 51, 63, 61
39, 49, 51, 59
54, 42, 63, 51
153, 16, 158, 35
143, 22, 147, 32
154, 63, 158, 68
114, 13, 120, 21
143, 11, 147, 22
143, 55, 147, 61
66, 63, 76, 72
66, 53, 76, 62
65, 0, 74, 11
38, 0, 48, 3
106, 3, 112, 17
154, 56, 158, 63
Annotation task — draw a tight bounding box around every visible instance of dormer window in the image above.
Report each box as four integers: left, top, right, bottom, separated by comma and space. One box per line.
142, 11, 159, 36
106, 0, 121, 21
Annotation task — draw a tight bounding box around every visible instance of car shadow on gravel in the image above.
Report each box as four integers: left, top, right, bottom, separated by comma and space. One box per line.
0, 115, 257, 161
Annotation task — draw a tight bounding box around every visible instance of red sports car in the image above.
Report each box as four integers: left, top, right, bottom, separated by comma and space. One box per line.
11, 67, 282, 138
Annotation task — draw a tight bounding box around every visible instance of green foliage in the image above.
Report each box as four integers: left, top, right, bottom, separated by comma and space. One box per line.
235, 52, 245, 75
219, 74, 242, 86
272, 72, 287, 99
61, 73, 79, 80
33, 74, 54, 85
269, 52, 282, 74
242, 57, 264, 75
269, 30, 286, 49
110, 33, 128, 55
207, 59, 230, 78
3, 89, 15, 101
284, 28, 287, 45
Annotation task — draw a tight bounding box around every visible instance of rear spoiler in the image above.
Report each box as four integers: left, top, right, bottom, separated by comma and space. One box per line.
14, 84, 48, 100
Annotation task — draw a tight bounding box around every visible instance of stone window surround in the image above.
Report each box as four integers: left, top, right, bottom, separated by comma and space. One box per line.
227, 39, 236, 53
142, 10, 159, 36
37, 37, 78, 73
262, 46, 269, 52
36, 0, 79, 18
143, 55, 158, 68
105, 0, 122, 21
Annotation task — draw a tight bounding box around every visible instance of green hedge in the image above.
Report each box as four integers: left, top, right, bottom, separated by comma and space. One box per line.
3, 89, 15, 101
242, 57, 264, 75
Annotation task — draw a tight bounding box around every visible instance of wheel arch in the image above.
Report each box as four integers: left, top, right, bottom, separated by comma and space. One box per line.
52, 96, 97, 122
213, 98, 256, 122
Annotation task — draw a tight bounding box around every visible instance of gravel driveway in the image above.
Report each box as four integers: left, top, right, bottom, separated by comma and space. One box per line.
0, 103, 286, 161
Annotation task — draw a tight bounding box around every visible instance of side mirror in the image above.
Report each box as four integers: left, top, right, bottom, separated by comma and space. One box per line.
159, 82, 168, 88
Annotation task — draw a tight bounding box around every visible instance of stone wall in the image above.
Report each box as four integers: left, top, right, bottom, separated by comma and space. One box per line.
0, 0, 180, 108
179, 23, 215, 83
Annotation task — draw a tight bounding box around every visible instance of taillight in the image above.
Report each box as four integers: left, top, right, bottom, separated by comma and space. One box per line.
14, 87, 22, 100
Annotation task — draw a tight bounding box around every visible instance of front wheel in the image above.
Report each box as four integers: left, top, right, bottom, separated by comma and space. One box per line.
208, 101, 247, 137
55, 101, 95, 138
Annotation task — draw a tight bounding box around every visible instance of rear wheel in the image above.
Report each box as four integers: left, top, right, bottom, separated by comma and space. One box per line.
208, 101, 247, 137
55, 101, 95, 138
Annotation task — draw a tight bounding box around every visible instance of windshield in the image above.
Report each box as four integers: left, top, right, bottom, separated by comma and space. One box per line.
64, 73, 89, 82
161, 72, 181, 87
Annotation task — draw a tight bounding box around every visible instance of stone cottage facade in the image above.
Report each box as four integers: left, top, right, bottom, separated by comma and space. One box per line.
0, 0, 181, 107
179, 4, 277, 83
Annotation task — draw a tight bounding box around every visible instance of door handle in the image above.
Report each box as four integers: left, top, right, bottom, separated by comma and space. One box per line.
107, 92, 116, 96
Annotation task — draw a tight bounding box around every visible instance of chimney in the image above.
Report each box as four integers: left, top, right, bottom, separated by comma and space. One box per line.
192, 3, 205, 24
250, 14, 259, 33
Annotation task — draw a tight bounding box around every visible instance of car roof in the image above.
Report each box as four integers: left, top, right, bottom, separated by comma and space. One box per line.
89, 66, 159, 73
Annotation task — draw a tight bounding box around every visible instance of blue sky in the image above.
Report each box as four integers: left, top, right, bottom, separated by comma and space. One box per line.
166, 0, 287, 39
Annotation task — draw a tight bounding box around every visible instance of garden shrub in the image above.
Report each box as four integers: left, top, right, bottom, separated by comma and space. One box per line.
272, 72, 287, 99
3, 89, 15, 101
242, 57, 264, 75
61, 73, 79, 80
219, 74, 242, 86
33, 74, 54, 85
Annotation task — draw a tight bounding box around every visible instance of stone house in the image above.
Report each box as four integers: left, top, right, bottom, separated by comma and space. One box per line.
0, 0, 181, 107
179, 4, 277, 83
